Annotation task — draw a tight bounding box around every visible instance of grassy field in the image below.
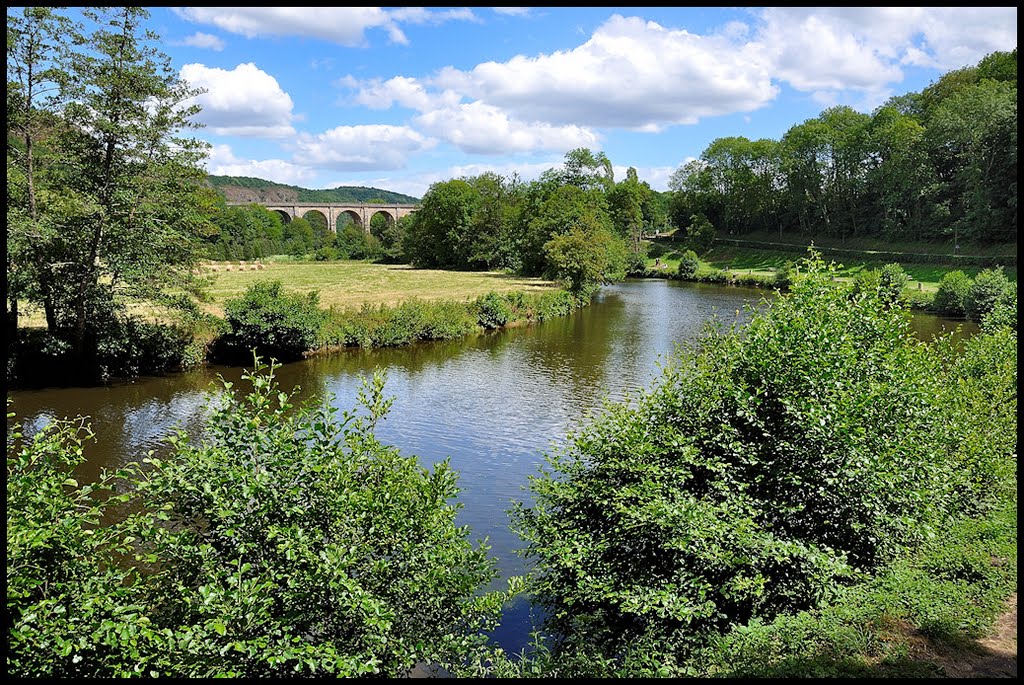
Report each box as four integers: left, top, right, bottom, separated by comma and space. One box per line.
196, 260, 557, 315
14, 260, 559, 327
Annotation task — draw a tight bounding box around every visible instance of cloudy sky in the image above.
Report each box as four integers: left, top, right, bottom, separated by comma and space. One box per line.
124, 7, 1017, 197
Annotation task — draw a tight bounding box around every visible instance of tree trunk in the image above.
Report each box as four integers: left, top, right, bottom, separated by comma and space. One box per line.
7, 298, 18, 342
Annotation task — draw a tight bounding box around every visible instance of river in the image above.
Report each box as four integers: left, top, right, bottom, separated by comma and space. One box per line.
5, 279, 978, 655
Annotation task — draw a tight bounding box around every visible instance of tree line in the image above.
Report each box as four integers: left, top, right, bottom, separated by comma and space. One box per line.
668, 50, 1017, 247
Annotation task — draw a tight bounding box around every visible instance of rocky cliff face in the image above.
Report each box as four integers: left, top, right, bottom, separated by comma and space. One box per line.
217, 185, 299, 204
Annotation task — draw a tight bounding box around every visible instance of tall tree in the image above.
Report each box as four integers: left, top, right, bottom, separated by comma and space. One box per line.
8, 7, 214, 376
607, 167, 647, 253
6, 6, 77, 335
926, 79, 1017, 244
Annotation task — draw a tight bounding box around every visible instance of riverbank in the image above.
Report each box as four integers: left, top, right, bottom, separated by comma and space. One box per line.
6, 264, 585, 389
643, 235, 1017, 287
636, 236, 1017, 314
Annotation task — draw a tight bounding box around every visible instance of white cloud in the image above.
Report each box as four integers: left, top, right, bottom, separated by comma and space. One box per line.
180, 63, 295, 138
344, 76, 460, 112
203, 144, 317, 186
293, 125, 437, 171
754, 7, 1018, 94
430, 14, 778, 129
388, 7, 479, 25
173, 7, 478, 47
492, 8, 532, 18
903, 6, 1018, 71
414, 101, 600, 154
175, 32, 225, 51
341, 8, 1016, 146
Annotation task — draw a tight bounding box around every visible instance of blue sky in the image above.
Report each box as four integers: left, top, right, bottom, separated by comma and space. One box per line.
124, 7, 1017, 197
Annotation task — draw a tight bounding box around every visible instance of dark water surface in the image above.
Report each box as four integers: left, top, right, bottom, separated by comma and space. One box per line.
6, 279, 978, 655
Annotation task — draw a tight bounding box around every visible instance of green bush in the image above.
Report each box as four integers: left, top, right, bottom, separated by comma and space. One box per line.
217, 280, 327, 362
981, 282, 1016, 332
932, 270, 973, 316
965, 266, 1012, 322
510, 249, 1017, 673
877, 263, 909, 306
677, 249, 700, 279
6, 405, 152, 677
685, 213, 716, 253
475, 292, 514, 329
774, 260, 797, 290
124, 361, 515, 676
7, 363, 520, 677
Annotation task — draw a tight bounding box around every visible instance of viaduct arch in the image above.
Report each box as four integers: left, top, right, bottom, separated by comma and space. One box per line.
226, 201, 418, 233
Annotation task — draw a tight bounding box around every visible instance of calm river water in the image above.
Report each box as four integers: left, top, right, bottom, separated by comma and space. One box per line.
6, 279, 977, 655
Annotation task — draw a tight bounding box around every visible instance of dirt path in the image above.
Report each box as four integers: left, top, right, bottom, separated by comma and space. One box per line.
918, 593, 1017, 678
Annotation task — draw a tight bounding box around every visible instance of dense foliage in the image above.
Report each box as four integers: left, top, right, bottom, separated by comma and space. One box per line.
509, 251, 1017, 675
397, 153, 666, 296
7, 363, 515, 677
320, 289, 581, 349
668, 50, 1017, 247
216, 280, 327, 362
7, 7, 215, 379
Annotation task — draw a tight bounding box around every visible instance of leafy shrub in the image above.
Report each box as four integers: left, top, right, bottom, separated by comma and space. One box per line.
7, 363, 521, 677
877, 263, 909, 306
774, 260, 797, 290
932, 270, 973, 316
313, 246, 339, 261
981, 282, 1016, 332
685, 213, 716, 253
217, 280, 326, 362
625, 248, 649, 276
120, 361, 515, 677
475, 292, 514, 329
511, 249, 1017, 672
7, 405, 150, 677
965, 266, 1011, 322
677, 249, 700, 279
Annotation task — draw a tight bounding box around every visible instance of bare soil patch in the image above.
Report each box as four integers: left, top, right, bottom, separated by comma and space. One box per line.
904, 593, 1017, 678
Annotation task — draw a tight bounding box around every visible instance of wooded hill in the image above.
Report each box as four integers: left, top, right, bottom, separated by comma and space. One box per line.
206, 175, 420, 205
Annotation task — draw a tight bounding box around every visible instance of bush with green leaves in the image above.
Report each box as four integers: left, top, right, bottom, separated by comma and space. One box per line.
932, 270, 973, 316
544, 224, 628, 299
965, 266, 1012, 322
510, 250, 1017, 673
7, 362, 519, 677
676, 249, 700, 279
877, 262, 909, 306
121, 361, 515, 677
217, 279, 327, 362
6, 404, 156, 677
980, 281, 1016, 332
685, 213, 716, 253
774, 259, 797, 290
475, 292, 514, 329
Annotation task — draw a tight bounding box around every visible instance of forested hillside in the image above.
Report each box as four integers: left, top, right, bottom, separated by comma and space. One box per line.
206, 175, 420, 204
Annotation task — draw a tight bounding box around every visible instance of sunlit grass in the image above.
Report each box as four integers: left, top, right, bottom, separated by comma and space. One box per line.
196, 260, 557, 315
15, 260, 559, 328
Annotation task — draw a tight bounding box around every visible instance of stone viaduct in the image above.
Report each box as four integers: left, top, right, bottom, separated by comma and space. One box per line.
226, 201, 419, 233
